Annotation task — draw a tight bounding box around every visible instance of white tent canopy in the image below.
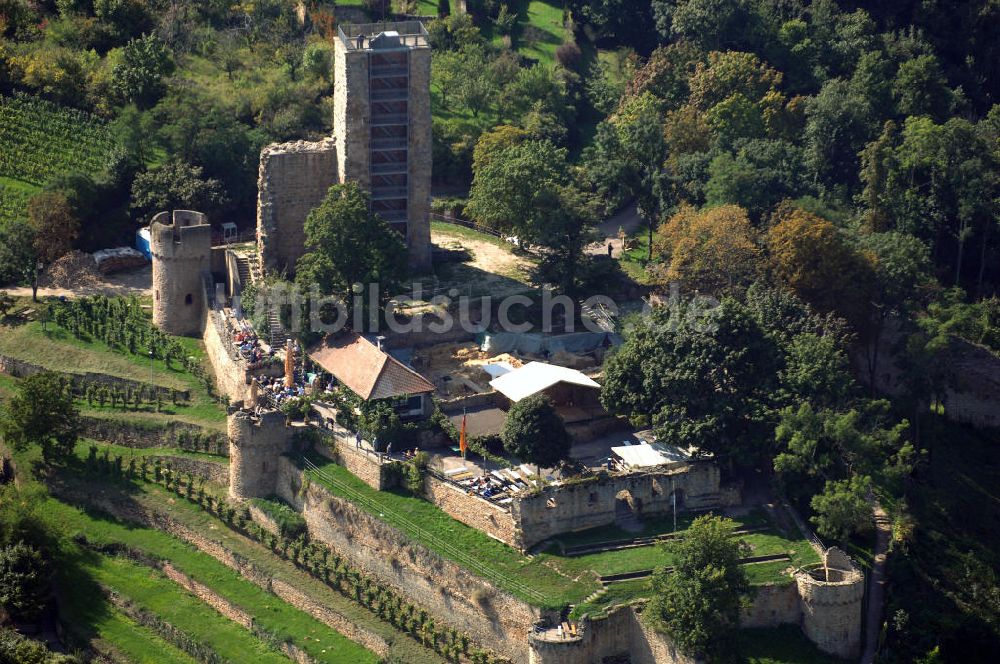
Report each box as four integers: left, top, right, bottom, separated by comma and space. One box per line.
488, 361, 600, 403
611, 443, 690, 470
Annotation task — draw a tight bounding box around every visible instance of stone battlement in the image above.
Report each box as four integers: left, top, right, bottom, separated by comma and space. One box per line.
151, 209, 212, 336
228, 409, 293, 500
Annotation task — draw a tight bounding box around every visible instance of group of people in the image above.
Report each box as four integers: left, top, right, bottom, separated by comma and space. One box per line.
231, 320, 273, 368
255, 375, 306, 408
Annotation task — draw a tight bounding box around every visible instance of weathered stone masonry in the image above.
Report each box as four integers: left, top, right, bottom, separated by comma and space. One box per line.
256, 139, 339, 274
150, 210, 212, 337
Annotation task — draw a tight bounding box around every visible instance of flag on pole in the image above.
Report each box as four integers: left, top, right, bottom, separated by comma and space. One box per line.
459, 410, 468, 458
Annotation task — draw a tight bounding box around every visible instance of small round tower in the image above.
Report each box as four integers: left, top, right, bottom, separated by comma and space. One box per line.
150, 210, 212, 337
796, 547, 865, 659
228, 409, 292, 500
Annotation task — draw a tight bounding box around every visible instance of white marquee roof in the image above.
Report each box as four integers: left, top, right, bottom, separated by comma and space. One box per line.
611, 443, 690, 469
488, 361, 600, 403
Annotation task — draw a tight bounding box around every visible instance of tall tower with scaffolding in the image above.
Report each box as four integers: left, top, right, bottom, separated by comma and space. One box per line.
333, 21, 432, 271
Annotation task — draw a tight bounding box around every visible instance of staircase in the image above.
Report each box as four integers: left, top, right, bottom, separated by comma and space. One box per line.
235, 254, 252, 290
267, 308, 289, 348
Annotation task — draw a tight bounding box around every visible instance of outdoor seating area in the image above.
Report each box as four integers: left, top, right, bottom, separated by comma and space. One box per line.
224, 313, 276, 369
443, 463, 552, 507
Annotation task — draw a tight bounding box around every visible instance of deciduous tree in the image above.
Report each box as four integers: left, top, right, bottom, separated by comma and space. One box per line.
0, 371, 80, 464
652, 203, 762, 294
501, 394, 571, 474
647, 515, 751, 660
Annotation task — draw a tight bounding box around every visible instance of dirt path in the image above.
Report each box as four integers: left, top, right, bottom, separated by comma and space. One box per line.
862, 503, 892, 663
586, 203, 642, 258
5, 266, 152, 299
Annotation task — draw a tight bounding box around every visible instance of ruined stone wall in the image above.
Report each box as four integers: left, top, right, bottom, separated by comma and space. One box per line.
333, 43, 369, 188
739, 582, 801, 628
257, 139, 339, 274
795, 548, 864, 659
274, 457, 542, 663
512, 464, 736, 550
423, 474, 518, 547
858, 323, 1000, 430
406, 43, 432, 271
228, 410, 294, 500
528, 606, 695, 664
151, 210, 212, 337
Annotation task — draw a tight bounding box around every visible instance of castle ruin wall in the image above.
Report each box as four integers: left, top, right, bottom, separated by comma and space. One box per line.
257, 139, 340, 274
274, 456, 542, 663
512, 464, 738, 550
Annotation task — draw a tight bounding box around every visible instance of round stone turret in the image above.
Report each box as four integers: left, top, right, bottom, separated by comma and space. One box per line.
795, 547, 865, 659
228, 409, 292, 500
150, 210, 212, 336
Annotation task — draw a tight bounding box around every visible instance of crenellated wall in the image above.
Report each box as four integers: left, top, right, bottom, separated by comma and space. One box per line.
151, 210, 212, 337
228, 410, 293, 500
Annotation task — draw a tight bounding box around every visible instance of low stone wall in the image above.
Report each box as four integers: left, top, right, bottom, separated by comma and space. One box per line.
0, 353, 189, 401
161, 562, 315, 664
438, 391, 503, 412
423, 473, 519, 547
275, 456, 543, 663
739, 582, 801, 628
152, 455, 229, 486
512, 464, 738, 550
315, 427, 387, 490
79, 416, 211, 449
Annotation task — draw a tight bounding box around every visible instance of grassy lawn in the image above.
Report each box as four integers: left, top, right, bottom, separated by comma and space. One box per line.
430, 220, 510, 251
619, 230, 656, 285
543, 512, 819, 581
0, 320, 225, 429
303, 453, 599, 608
515, 2, 567, 66
45, 462, 447, 664
43, 497, 379, 664
58, 578, 199, 664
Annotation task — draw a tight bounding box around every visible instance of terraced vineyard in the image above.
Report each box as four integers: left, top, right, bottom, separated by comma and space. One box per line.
0, 93, 121, 224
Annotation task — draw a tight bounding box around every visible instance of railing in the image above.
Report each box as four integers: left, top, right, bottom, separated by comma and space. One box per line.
371, 187, 408, 200
371, 88, 409, 102
337, 22, 429, 51
371, 137, 408, 150
370, 113, 408, 126
371, 162, 408, 175
371, 65, 408, 77
300, 455, 546, 604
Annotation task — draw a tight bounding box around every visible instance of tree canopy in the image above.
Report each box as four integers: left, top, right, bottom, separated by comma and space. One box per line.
500, 394, 572, 473
647, 514, 752, 660
0, 371, 81, 464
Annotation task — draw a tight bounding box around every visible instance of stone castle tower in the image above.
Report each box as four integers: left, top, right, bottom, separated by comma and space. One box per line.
257, 21, 432, 275
334, 21, 432, 271
795, 547, 865, 658
150, 210, 212, 337
228, 409, 293, 500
